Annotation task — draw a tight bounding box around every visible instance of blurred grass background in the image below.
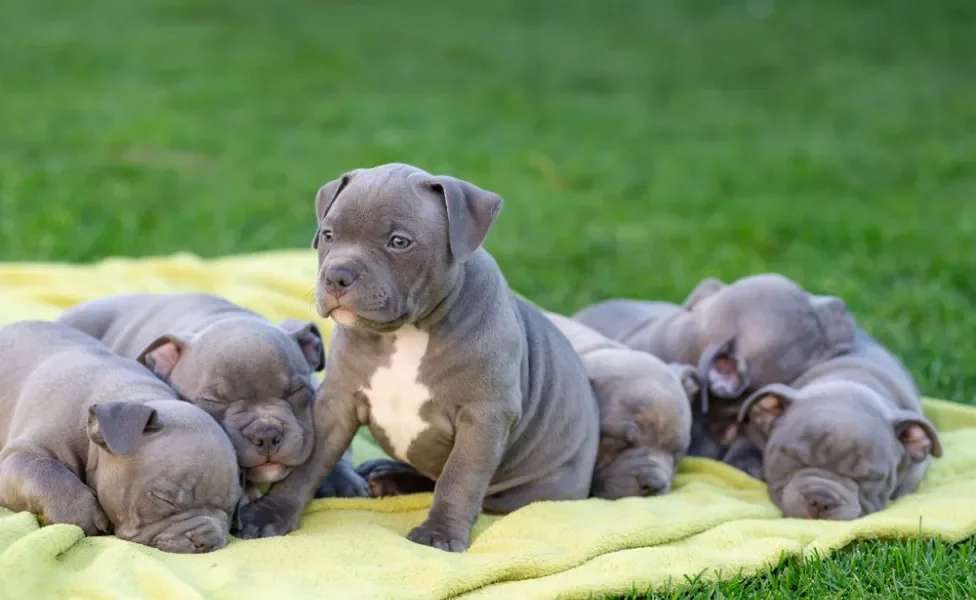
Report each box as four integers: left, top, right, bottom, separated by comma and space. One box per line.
2, 0, 974, 596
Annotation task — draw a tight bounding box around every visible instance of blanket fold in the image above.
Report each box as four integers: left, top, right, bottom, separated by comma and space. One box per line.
1, 250, 974, 600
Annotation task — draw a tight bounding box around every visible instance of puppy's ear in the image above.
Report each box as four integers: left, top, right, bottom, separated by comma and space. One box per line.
698, 337, 751, 406
737, 383, 797, 437
279, 319, 326, 372
892, 411, 943, 461
810, 294, 856, 359
136, 334, 190, 380
87, 402, 164, 455
681, 277, 725, 310
311, 170, 359, 248
428, 175, 503, 263
600, 419, 639, 445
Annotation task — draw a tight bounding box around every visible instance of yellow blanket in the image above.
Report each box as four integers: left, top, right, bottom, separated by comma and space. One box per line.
2, 250, 975, 600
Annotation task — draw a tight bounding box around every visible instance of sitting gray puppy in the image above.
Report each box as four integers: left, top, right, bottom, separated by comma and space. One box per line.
737, 329, 942, 520
57, 293, 368, 504
0, 321, 242, 553
544, 312, 692, 499
236, 163, 599, 551
574, 274, 857, 477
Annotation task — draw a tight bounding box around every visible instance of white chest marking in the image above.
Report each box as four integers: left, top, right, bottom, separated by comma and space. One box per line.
361, 325, 432, 461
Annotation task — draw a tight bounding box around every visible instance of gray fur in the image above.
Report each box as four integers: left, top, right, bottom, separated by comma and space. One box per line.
57, 293, 368, 502
738, 329, 942, 520
0, 321, 241, 553
237, 163, 599, 551
544, 312, 692, 499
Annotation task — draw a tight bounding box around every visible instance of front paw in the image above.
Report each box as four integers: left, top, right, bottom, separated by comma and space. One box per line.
234, 498, 299, 539
46, 490, 111, 536
407, 519, 469, 552
316, 465, 370, 499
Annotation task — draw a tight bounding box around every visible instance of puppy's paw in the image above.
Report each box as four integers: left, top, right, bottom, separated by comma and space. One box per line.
46, 491, 111, 536
407, 520, 469, 552
316, 466, 370, 499
233, 499, 299, 539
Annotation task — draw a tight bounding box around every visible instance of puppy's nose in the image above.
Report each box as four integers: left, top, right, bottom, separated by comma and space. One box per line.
324, 265, 359, 296
248, 425, 283, 455
637, 471, 668, 496
187, 526, 224, 553
803, 491, 839, 519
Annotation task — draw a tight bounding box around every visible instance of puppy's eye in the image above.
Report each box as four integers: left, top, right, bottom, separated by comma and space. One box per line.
150, 491, 177, 509
388, 235, 412, 251
320, 229, 334, 243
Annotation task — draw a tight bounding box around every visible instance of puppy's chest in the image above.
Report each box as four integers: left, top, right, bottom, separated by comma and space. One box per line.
360, 326, 437, 461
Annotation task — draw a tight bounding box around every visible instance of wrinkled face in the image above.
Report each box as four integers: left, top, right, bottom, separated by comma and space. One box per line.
93, 430, 242, 553
763, 404, 902, 520
167, 322, 316, 484
693, 275, 854, 397
591, 380, 689, 499
313, 171, 459, 333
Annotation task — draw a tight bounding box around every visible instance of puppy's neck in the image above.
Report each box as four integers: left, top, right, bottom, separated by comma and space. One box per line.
412, 264, 467, 330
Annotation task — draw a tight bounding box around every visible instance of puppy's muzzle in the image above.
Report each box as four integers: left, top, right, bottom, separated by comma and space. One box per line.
244, 422, 283, 456
152, 517, 227, 554
324, 264, 359, 297
800, 487, 841, 519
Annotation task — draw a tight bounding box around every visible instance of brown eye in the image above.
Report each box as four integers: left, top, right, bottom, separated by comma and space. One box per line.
388, 235, 412, 251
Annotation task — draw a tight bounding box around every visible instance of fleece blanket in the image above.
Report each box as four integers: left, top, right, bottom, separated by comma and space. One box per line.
1, 250, 975, 600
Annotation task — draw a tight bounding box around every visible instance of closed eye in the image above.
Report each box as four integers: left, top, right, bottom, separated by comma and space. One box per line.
150, 491, 177, 509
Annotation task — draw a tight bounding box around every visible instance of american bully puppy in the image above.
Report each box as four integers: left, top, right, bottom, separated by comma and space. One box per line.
544, 312, 692, 499
57, 293, 368, 503
737, 329, 942, 520
236, 163, 599, 551
0, 321, 242, 553
355, 313, 695, 501
573, 274, 857, 410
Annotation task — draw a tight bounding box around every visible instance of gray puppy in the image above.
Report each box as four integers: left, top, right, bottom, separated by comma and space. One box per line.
0, 321, 242, 553
236, 163, 599, 551
544, 312, 692, 499
57, 293, 367, 501
737, 329, 942, 520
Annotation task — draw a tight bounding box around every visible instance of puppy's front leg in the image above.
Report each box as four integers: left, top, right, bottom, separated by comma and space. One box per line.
0, 452, 110, 536
408, 402, 514, 552
235, 387, 360, 539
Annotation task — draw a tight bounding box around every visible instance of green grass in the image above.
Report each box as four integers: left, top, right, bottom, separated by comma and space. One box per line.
2, 0, 975, 597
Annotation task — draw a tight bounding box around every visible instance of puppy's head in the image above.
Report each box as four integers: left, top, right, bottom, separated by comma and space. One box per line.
589, 350, 692, 499
738, 382, 942, 520
86, 400, 242, 553
686, 274, 856, 400
136, 317, 322, 484
310, 163, 503, 333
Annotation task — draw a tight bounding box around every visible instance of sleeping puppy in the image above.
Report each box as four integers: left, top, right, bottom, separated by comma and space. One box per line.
0, 321, 241, 553
544, 312, 692, 499
57, 293, 368, 502
737, 329, 942, 520
573, 274, 856, 409
574, 274, 857, 477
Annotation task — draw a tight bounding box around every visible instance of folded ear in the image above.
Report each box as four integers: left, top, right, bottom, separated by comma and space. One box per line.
737, 383, 798, 437
87, 402, 164, 455
892, 411, 943, 461
681, 277, 726, 310
136, 334, 190, 380
810, 294, 856, 359
426, 175, 503, 263
697, 337, 751, 411
279, 319, 325, 372
311, 170, 360, 248
599, 419, 639, 446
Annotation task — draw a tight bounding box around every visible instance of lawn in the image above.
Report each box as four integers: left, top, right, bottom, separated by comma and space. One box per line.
2, 0, 975, 596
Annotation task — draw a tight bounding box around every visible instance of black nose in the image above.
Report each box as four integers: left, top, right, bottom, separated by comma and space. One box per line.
324, 265, 359, 295
249, 425, 283, 455
804, 492, 838, 518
